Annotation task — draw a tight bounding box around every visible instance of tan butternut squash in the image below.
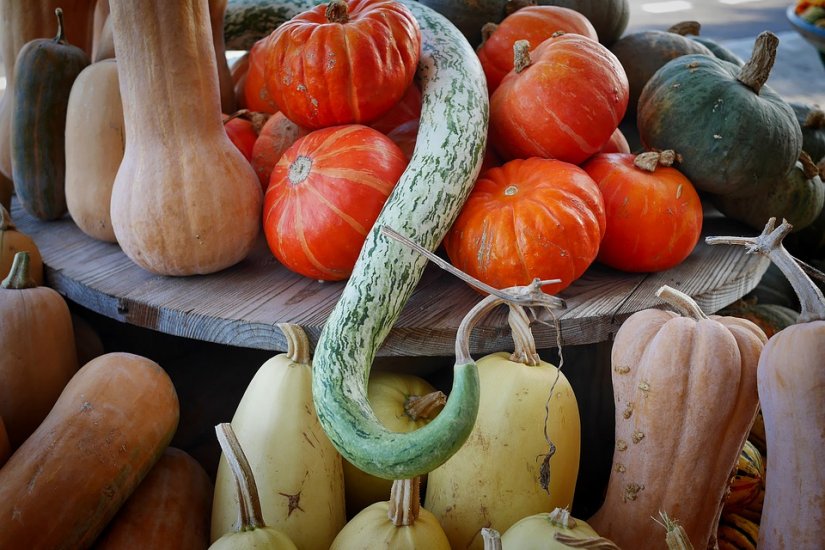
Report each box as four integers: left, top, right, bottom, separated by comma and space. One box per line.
0, 251, 78, 449
65, 58, 123, 242
0, 0, 97, 183
94, 447, 213, 550
0, 352, 179, 549
588, 285, 766, 549
209, 0, 237, 114
108, 0, 261, 275
0, 203, 43, 283
91, 0, 109, 60
91, 11, 114, 61
707, 218, 825, 549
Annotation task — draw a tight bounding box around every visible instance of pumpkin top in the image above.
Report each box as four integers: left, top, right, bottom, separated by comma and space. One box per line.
737, 31, 779, 94
1, 252, 37, 290
325, 0, 350, 23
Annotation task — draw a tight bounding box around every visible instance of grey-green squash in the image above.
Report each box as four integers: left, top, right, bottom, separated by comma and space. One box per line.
791, 102, 825, 163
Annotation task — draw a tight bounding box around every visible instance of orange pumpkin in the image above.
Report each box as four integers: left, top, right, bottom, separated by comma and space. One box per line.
368, 83, 422, 135
489, 33, 628, 164
443, 157, 605, 295
598, 128, 631, 154
582, 151, 703, 272
477, 5, 598, 93
243, 38, 279, 114
251, 112, 309, 190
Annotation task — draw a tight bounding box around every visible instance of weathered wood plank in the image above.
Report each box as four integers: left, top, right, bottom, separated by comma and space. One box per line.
12, 201, 768, 356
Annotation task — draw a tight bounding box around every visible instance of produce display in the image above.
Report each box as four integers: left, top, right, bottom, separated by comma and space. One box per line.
1, 0, 822, 548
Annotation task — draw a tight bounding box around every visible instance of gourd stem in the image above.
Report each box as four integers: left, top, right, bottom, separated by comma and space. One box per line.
404, 391, 446, 420
656, 285, 709, 320
480, 23, 498, 44
53, 8, 67, 44
1, 252, 36, 290
481, 528, 503, 550
800, 151, 819, 180
634, 150, 677, 172
514, 40, 532, 73
215, 423, 267, 530
223, 109, 270, 134
387, 477, 420, 526
706, 218, 825, 322
0, 204, 14, 230
667, 21, 701, 36
508, 304, 540, 366
736, 32, 779, 94
656, 512, 695, 550
804, 108, 825, 129
326, 0, 349, 24
278, 323, 311, 365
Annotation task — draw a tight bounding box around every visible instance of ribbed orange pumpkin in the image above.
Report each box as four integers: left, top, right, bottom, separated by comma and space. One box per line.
368, 83, 421, 135
263, 0, 421, 129
477, 5, 598, 93
443, 158, 605, 295
243, 38, 279, 114
263, 124, 406, 281
489, 33, 628, 164
251, 112, 309, 190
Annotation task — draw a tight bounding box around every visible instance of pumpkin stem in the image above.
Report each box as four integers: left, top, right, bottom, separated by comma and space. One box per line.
634, 150, 678, 172
387, 477, 421, 526
736, 32, 779, 94
707, 218, 825, 322
481, 527, 503, 550
480, 22, 498, 44
504, 0, 537, 16
508, 304, 541, 366
405, 391, 446, 421
554, 533, 623, 549
655, 512, 695, 550
277, 323, 312, 365
800, 150, 820, 180
667, 21, 701, 36
656, 285, 709, 320
804, 108, 825, 129
1, 252, 37, 290
0, 203, 15, 231
513, 40, 532, 73
326, 0, 349, 24
223, 109, 270, 135
215, 423, 267, 531
53, 8, 67, 45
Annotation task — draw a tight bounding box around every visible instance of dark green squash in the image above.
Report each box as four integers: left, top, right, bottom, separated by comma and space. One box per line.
638, 32, 802, 198
610, 22, 713, 117
538, 0, 629, 46
11, 8, 90, 220
791, 102, 825, 163
416, 0, 508, 48
712, 152, 825, 234
666, 20, 744, 66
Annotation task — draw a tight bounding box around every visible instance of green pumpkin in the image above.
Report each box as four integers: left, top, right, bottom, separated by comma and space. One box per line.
610, 25, 713, 117
415, 0, 507, 48
791, 102, 825, 163
691, 36, 744, 66
537, 0, 630, 46
712, 153, 825, 234
638, 32, 802, 198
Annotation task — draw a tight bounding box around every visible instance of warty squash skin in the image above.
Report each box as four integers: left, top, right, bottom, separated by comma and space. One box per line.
0, 251, 78, 450
108, 0, 262, 276
93, 447, 213, 550
11, 8, 91, 220
211, 324, 345, 549
0, 352, 179, 550
65, 59, 124, 243
0, 0, 96, 184
707, 219, 825, 550
588, 285, 766, 550
0, 203, 44, 283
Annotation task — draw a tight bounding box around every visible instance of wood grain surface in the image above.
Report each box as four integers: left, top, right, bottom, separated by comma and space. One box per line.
12, 201, 769, 356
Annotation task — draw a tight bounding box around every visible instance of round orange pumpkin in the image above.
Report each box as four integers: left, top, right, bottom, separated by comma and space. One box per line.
488, 33, 628, 164
443, 157, 605, 295
599, 128, 631, 155
477, 5, 598, 93
251, 112, 310, 190
263, 0, 421, 129
582, 151, 703, 272
243, 38, 279, 114
368, 83, 422, 135
263, 124, 407, 281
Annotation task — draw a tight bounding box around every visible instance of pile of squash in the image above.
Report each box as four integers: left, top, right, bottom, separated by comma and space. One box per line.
2, 0, 824, 548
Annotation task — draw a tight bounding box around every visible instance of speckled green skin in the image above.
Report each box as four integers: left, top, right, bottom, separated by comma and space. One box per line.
226, 0, 489, 480
638, 54, 802, 198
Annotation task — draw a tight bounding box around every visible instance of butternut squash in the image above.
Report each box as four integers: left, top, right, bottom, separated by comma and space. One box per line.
65, 58, 123, 242
93, 447, 213, 550
588, 285, 766, 549
0, 203, 43, 283
707, 218, 825, 549
209, 0, 237, 114
0, 251, 78, 449
108, 0, 261, 275
0, 352, 179, 549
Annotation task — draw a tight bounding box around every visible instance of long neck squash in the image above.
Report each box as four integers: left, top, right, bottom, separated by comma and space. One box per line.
239, 0, 490, 479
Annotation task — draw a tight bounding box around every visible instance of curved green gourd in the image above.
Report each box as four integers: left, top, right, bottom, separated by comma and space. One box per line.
226, 0, 490, 479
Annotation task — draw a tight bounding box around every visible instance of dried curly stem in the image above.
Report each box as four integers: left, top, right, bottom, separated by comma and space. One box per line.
215, 423, 266, 530
277, 323, 311, 365
706, 218, 825, 322
387, 477, 420, 527
737, 32, 779, 94
405, 391, 446, 420
656, 285, 709, 320
508, 304, 541, 366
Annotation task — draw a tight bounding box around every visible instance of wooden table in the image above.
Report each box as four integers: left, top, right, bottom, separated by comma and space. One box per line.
12, 201, 769, 357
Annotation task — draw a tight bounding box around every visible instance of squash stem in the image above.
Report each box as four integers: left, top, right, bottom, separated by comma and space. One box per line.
325, 0, 349, 24
481, 527, 503, 550
215, 423, 267, 530
0, 204, 15, 231
800, 151, 819, 180
656, 285, 709, 320
508, 304, 540, 366
707, 218, 825, 322
53, 8, 67, 44
278, 323, 311, 365
736, 32, 779, 94
667, 21, 701, 36
405, 391, 446, 421
804, 108, 825, 129
513, 40, 532, 73
655, 512, 695, 550
387, 477, 420, 526
480, 22, 498, 44
634, 150, 678, 172
1, 252, 36, 290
